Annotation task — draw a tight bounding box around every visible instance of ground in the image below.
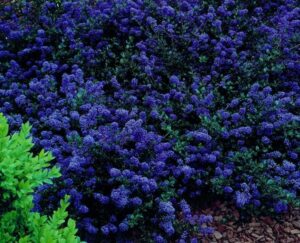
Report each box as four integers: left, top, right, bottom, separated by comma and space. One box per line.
202, 201, 300, 242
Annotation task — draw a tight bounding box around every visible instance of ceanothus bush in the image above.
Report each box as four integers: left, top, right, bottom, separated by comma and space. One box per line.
0, 0, 299, 242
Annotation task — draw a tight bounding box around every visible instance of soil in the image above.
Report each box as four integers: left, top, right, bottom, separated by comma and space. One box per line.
201, 201, 300, 243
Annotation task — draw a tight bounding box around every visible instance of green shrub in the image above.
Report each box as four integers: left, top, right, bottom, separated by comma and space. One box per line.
0, 113, 82, 243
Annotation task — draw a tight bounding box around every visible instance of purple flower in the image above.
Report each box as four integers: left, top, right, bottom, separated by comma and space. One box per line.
274, 201, 288, 213
109, 168, 121, 178
119, 222, 129, 232
79, 205, 89, 214
161, 6, 175, 17
159, 221, 175, 236
224, 186, 233, 193
15, 95, 26, 106
169, 75, 180, 85
131, 197, 142, 206
213, 20, 222, 31
94, 193, 109, 205
261, 136, 271, 145
282, 160, 295, 172
179, 200, 191, 219
154, 235, 166, 243
101, 225, 110, 235
111, 186, 129, 208
159, 201, 175, 215
189, 131, 212, 143
235, 191, 251, 207
146, 17, 157, 26
83, 135, 95, 146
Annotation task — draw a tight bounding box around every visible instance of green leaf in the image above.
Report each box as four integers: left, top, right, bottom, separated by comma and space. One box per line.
0, 114, 82, 242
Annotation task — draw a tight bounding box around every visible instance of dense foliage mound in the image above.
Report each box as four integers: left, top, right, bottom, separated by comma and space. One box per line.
0, 0, 299, 242
0, 113, 81, 242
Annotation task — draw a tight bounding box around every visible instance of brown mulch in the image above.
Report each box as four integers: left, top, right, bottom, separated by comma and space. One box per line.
201, 201, 300, 243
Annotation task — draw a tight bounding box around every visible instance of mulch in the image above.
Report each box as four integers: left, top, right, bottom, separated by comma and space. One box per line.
201, 201, 300, 243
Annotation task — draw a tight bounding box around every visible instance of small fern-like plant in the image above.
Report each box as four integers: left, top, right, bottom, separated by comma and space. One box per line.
0, 113, 82, 242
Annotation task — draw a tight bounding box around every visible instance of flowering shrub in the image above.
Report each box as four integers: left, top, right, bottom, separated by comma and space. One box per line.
0, 113, 81, 242
0, 0, 299, 242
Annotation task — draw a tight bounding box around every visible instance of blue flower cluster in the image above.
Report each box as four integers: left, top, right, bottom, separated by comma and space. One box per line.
0, 0, 299, 242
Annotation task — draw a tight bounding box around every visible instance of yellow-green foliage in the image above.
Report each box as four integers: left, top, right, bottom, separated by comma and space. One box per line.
0, 113, 82, 243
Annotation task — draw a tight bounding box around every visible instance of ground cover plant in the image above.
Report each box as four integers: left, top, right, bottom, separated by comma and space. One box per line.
0, 0, 299, 242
